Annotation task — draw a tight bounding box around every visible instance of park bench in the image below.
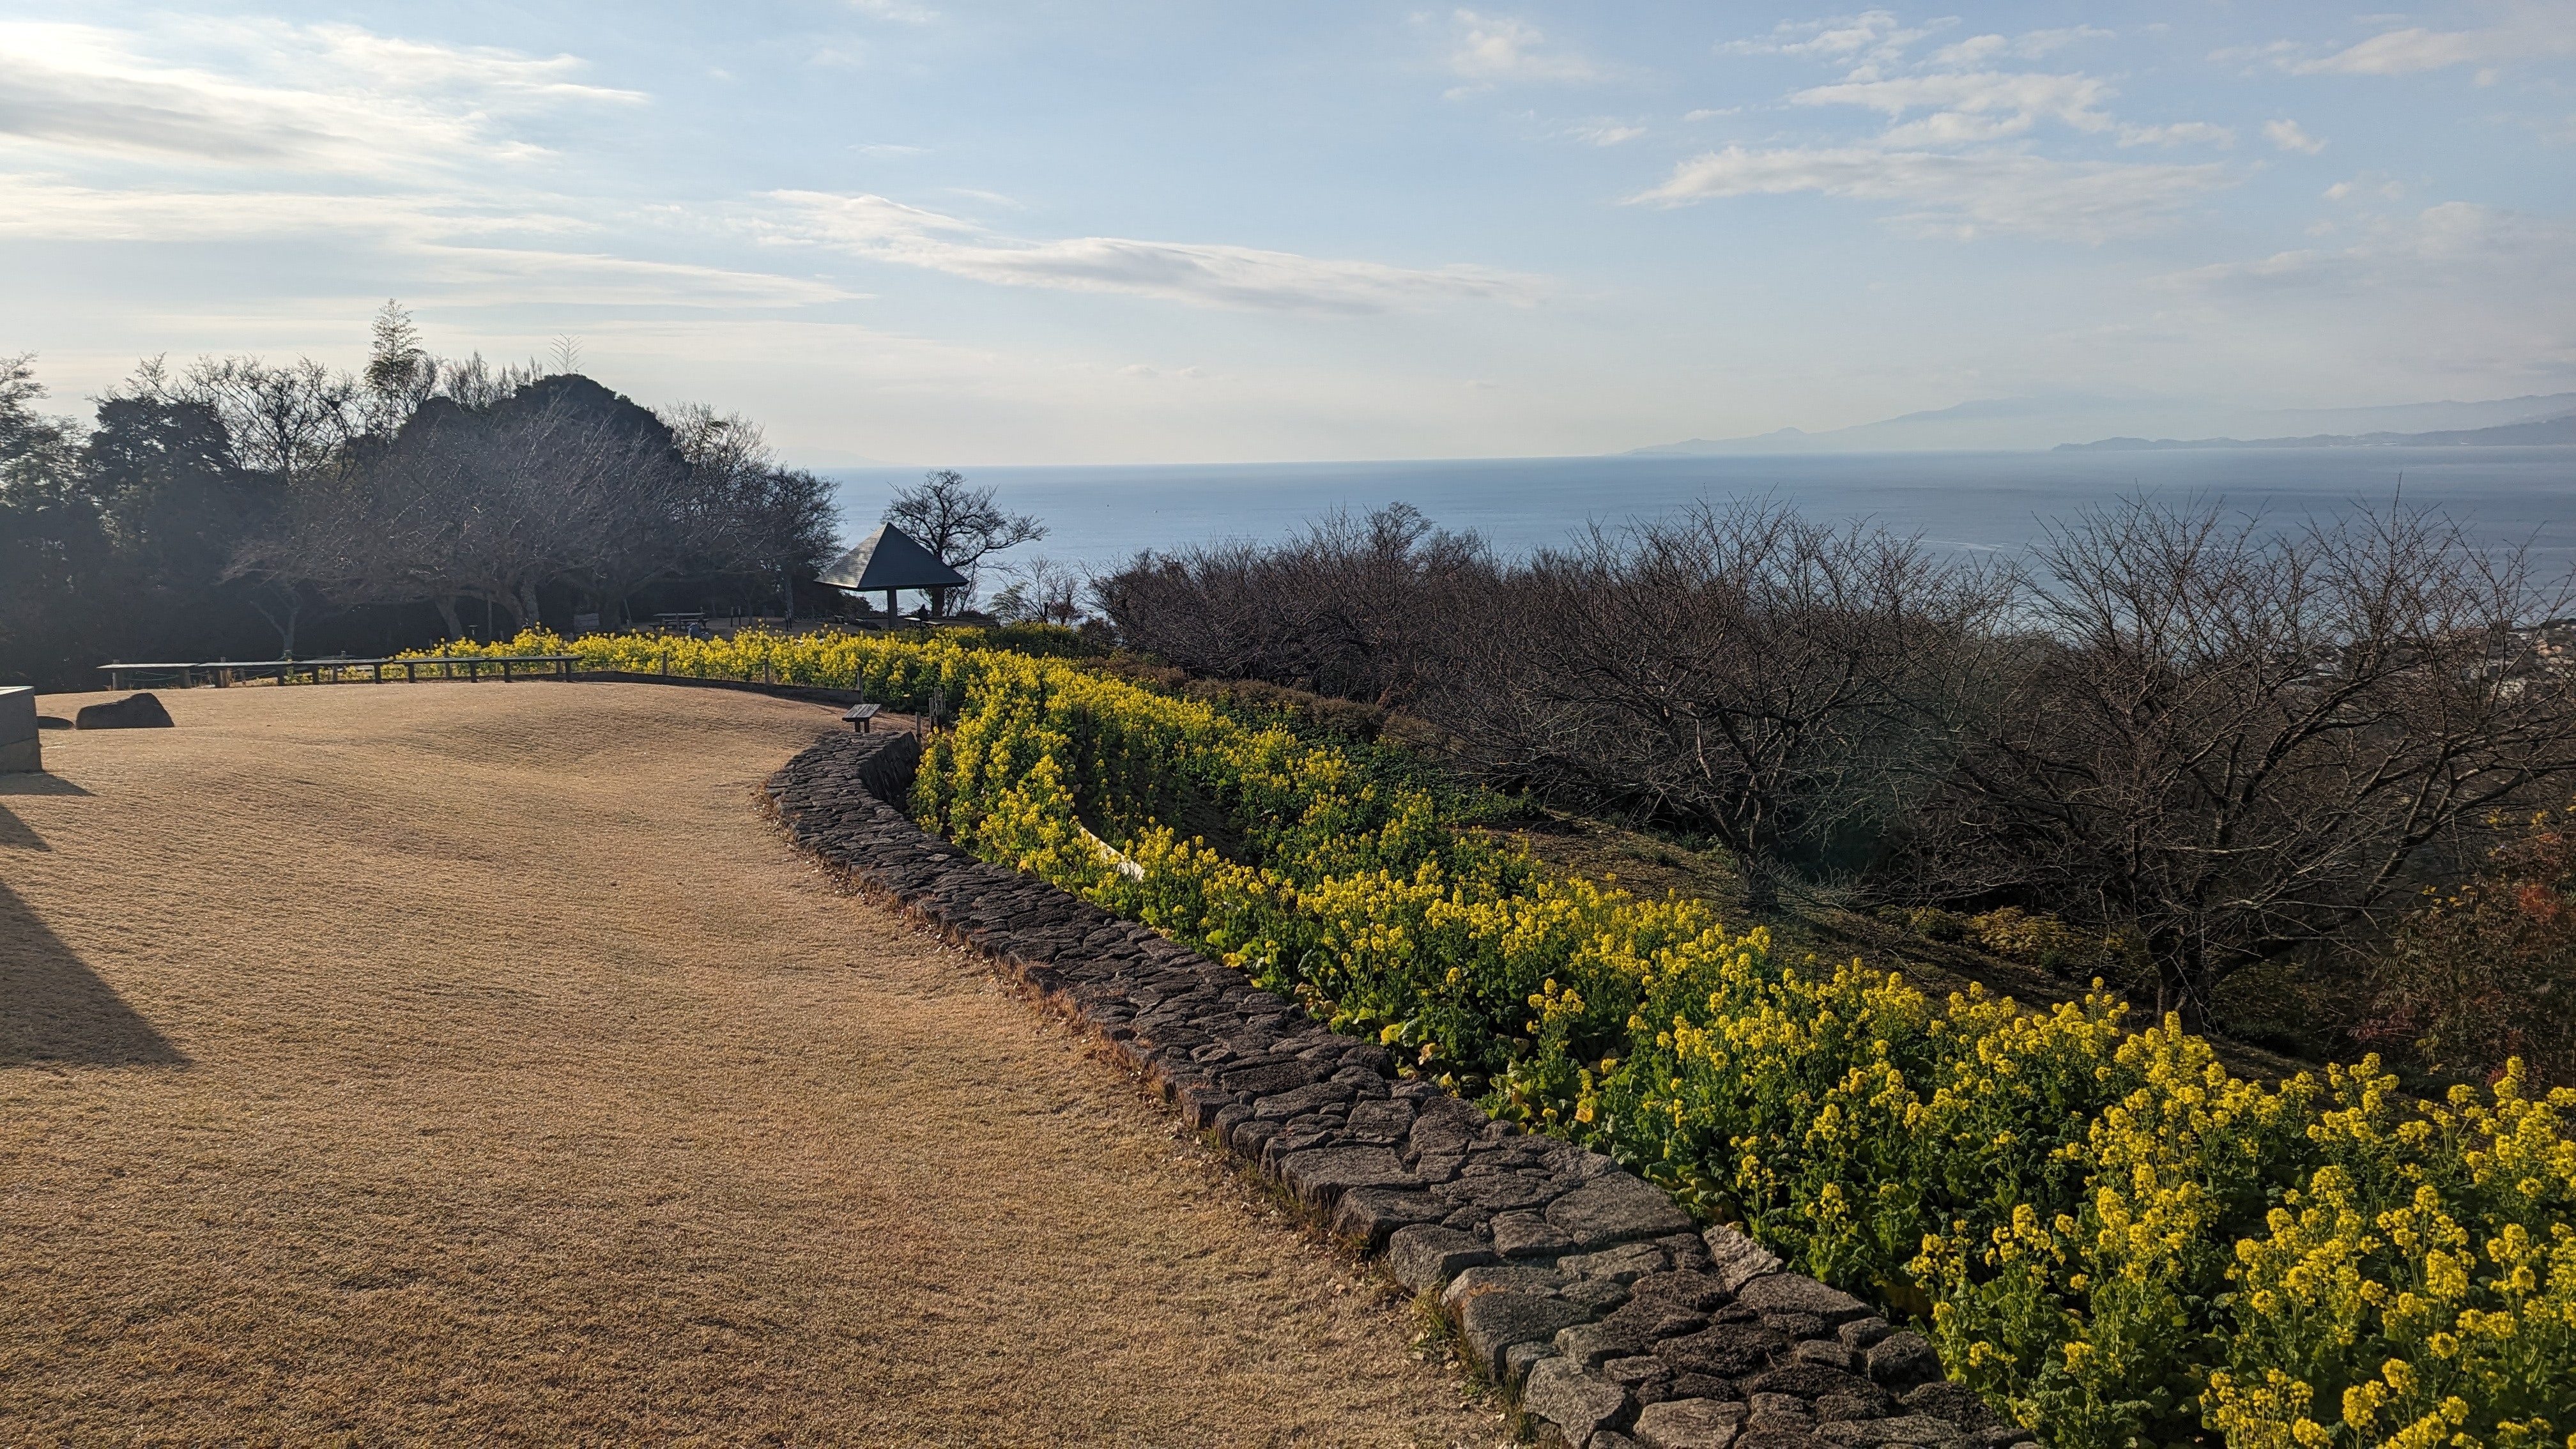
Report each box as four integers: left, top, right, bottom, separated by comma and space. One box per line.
842, 703, 884, 733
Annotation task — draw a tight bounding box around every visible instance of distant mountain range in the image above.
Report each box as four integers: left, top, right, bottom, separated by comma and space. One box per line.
1630, 392, 2576, 456
2058, 413, 2576, 451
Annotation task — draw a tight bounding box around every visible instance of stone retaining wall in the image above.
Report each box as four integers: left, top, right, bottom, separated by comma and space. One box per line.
767, 729, 2038, 1449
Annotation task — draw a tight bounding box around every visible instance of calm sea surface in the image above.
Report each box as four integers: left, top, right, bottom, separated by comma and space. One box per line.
823, 447, 2576, 574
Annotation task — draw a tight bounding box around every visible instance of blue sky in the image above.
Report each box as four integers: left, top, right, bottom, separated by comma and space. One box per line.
3, 2, 2572, 463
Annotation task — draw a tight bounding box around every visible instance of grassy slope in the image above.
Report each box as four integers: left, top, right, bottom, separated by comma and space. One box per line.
0, 682, 1498, 1446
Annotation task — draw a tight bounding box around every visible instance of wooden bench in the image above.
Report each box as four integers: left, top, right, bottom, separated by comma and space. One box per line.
841, 703, 883, 733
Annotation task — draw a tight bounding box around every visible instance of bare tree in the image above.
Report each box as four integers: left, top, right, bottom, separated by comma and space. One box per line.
662, 403, 838, 623
884, 469, 1044, 615
1914, 497, 2576, 1023
156, 355, 364, 486
990, 555, 1091, 625
1436, 502, 2004, 909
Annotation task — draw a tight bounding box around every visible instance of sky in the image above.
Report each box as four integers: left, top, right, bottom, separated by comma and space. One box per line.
3, 1, 2573, 464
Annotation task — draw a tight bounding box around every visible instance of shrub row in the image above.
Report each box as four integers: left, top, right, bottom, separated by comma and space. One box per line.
437, 629, 2576, 1448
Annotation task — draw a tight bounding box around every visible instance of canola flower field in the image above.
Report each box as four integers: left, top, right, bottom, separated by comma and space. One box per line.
421, 629, 2576, 1448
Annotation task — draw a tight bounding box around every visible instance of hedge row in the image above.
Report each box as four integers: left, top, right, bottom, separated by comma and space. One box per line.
434, 629, 2576, 1449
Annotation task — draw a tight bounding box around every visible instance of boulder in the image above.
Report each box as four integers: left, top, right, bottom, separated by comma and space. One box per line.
74, 692, 173, 730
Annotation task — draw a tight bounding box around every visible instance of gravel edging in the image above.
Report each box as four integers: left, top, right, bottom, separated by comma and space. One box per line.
767, 729, 2039, 1449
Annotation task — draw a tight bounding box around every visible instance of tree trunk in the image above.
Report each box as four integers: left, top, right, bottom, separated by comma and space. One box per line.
514, 580, 542, 634
1735, 848, 1782, 914
249, 587, 302, 656
434, 597, 464, 641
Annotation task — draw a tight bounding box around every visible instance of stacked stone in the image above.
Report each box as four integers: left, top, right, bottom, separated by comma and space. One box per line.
767, 731, 2039, 1449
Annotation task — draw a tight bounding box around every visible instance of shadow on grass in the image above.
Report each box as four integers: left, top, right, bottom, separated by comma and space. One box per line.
0, 879, 187, 1068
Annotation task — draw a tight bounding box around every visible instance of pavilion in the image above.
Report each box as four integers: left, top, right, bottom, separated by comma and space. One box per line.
816, 523, 970, 620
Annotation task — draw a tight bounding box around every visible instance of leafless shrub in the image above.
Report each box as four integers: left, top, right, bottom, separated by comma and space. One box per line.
1096, 503, 1492, 707
1910, 497, 2576, 1022
1430, 501, 2008, 908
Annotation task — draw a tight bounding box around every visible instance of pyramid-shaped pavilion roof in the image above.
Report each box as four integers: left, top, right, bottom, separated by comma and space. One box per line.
818, 524, 969, 592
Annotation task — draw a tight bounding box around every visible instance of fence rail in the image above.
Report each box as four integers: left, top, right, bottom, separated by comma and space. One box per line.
99, 656, 581, 689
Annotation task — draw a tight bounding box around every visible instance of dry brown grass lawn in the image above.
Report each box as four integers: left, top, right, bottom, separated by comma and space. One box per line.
0, 682, 1505, 1447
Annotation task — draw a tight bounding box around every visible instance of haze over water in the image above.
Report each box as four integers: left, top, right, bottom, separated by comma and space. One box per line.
827, 447, 2576, 576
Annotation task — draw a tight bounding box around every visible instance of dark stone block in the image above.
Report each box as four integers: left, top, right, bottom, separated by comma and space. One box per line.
1837, 1318, 1892, 1352
1633, 1398, 1749, 1449
1523, 1360, 1632, 1441
1437, 1173, 1563, 1213
1811, 1416, 1968, 1447
1744, 1364, 1878, 1403
1656, 1323, 1790, 1379
1492, 1211, 1578, 1259
1735, 1275, 1871, 1326
1703, 1225, 1786, 1292
1563, 1276, 1634, 1315
75, 693, 173, 729
1603, 1298, 1710, 1341
1330, 1186, 1446, 1248
1546, 1173, 1694, 1249
1278, 1144, 1416, 1208
1631, 1270, 1734, 1312
1221, 1061, 1321, 1096
1668, 1373, 1742, 1404
1816, 1388, 1898, 1422
1459, 1291, 1592, 1379
1254, 1079, 1358, 1119
1388, 1224, 1496, 1291
1865, 1332, 1941, 1389
1344, 1098, 1418, 1142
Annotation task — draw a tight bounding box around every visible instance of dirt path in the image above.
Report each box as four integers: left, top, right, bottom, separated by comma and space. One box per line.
0, 683, 1501, 1446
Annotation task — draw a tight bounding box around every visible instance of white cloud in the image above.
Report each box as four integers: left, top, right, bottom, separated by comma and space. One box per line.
847, 0, 937, 22
1792, 69, 2119, 142
2152, 208, 2576, 385
2294, 4, 2576, 75
758, 192, 1542, 313
1446, 10, 1600, 85
0, 175, 846, 307
0, 20, 638, 176
1722, 11, 1951, 66
1630, 146, 2230, 242
1567, 118, 1646, 146
2118, 121, 2235, 148
1927, 27, 2113, 67
2264, 119, 2327, 155
2325, 172, 2406, 201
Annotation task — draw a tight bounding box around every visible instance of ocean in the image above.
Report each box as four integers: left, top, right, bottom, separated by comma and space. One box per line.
821, 447, 2576, 575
